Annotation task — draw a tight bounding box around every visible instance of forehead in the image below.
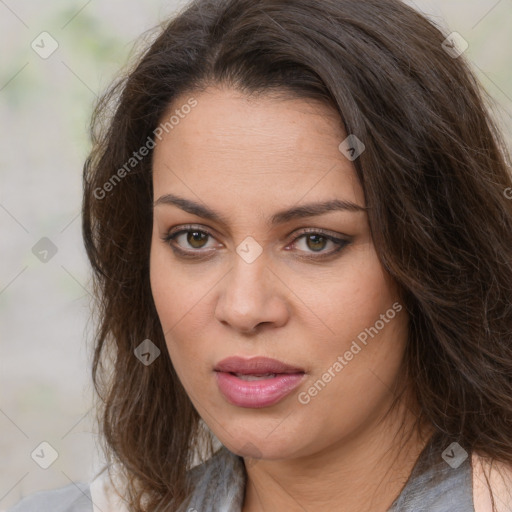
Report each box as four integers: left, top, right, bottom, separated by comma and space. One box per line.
152, 87, 365, 213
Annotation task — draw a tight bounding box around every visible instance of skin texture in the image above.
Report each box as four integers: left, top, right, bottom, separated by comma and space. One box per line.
472, 453, 512, 512
149, 86, 434, 511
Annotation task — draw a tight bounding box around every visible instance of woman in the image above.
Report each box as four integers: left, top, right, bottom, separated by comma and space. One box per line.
10, 0, 512, 510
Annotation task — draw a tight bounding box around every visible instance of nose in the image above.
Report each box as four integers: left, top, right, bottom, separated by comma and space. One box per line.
214, 252, 290, 334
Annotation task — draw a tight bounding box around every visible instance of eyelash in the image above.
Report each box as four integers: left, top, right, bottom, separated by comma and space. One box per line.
161, 224, 351, 261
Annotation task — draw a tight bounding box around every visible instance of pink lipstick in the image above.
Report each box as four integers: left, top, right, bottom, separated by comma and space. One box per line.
214, 356, 306, 408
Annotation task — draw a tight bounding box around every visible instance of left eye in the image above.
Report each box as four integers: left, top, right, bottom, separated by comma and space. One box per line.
292, 233, 338, 253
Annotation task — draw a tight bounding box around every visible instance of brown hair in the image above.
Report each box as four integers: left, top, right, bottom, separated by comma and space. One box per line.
82, 0, 512, 510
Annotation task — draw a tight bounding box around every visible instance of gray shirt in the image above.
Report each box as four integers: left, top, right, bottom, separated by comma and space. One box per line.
8, 432, 475, 512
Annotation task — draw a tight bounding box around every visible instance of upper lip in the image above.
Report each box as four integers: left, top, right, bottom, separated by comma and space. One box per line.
214, 356, 305, 375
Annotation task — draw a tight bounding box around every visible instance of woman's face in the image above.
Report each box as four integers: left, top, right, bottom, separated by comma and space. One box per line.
150, 86, 409, 461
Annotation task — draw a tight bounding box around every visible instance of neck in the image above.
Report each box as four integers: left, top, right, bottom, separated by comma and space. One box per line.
242, 397, 434, 512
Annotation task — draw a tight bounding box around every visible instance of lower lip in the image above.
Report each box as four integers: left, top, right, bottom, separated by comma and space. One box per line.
215, 371, 305, 408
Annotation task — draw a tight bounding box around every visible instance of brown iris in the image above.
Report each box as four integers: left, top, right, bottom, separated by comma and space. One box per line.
305, 234, 327, 252
187, 231, 208, 249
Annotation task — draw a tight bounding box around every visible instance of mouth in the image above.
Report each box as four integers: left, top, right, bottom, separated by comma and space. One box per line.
214, 356, 306, 408
214, 355, 305, 375
228, 373, 281, 381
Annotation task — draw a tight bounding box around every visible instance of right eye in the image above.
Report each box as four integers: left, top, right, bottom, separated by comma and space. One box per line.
161, 225, 222, 258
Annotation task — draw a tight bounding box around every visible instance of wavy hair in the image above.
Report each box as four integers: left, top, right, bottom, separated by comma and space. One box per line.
82, 0, 512, 510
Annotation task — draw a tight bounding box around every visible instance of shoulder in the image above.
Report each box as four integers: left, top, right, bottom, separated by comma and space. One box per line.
7, 482, 92, 512
472, 452, 512, 512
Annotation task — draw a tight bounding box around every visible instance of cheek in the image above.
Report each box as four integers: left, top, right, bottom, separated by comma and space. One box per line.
294, 270, 407, 453
297, 246, 407, 408
298, 244, 401, 352
149, 231, 209, 329
150, 238, 181, 329
338, 262, 398, 338
149, 237, 216, 379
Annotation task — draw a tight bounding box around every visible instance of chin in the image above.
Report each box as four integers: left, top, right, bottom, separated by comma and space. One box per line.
218, 431, 303, 462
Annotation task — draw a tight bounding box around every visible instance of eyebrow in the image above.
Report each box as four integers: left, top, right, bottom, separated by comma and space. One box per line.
153, 193, 368, 226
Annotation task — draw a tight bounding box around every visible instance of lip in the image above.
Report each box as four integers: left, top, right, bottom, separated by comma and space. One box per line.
214, 356, 305, 374
214, 356, 306, 408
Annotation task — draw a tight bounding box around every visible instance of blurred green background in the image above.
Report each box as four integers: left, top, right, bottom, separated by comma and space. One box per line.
0, 0, 510, 509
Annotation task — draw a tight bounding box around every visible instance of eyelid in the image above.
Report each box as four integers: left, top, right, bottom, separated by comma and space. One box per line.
167, 223, 219, 238
291, 226, 348, 241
